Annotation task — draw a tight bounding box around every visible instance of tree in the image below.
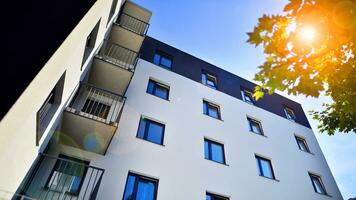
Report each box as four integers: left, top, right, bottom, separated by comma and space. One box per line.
247, 0, 356, 135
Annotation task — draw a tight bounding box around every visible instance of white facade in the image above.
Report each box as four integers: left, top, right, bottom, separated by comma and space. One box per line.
89, 59, 343, 200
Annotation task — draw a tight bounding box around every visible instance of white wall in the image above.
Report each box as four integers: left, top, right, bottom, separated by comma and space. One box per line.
92, 59, 343, 200
0, 0, 124, 193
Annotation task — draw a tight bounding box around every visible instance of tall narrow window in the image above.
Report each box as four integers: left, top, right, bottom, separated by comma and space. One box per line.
203, 100, 221, 120
204, 139, 226, 164
153, 51, 172, 69
46, 155, 88, 195
137, 117, 165, 145
309, 173, 327, 195
147, 79, 170, 100
37, 72, 65, 145
202, 71, 217, 89
247, 117, 264, 135
123, 173, 158, 200
284, 106, 297, 122
81, 19, 101, 69
255, 155, 275, 179
295, 136, 310, 153
206, 192, 229, 200
241, 89, 254, 105
107, 0, 118, 25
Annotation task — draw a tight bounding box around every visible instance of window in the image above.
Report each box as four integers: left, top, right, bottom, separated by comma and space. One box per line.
107, 0, 118, 26
137, 117, 165, 145
153, 51, 172, 69
309, 173, 327, 195
123, 173, 158, 200
81, 19, 101, 69
147, 79, 170, 100
82, 99, 110, 119
295, 136, 310, 153
255, 155, 275, 179
241, 89, 254, 104
202, 71, 217, 89
37, 72, 65, 145
284, 107, 296, 121
204, 139, 226, 164
46, 155, 88, 195
203, 100, 221, 119
247, 117, 264, 135
206, 192, 229, 200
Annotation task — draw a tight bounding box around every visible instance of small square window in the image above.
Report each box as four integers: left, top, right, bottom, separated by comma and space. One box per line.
153, 51, 172, 69
247, 117, 263, 135
295, 136, 310, 153
309, 173, 327, 195
202, 71, 217, 89
203, 100, 221, 120
206, 192, 229, 200
123, 172, 158, 200
255, 155, 275, 179
137, 117, 165, 145
284, 107, 297, 121
147, 79, 170, 100
204, 139, 226, 164
241, 89, 254, 105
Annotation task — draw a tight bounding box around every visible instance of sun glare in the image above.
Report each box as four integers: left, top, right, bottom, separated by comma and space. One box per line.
298, 26, 316, 42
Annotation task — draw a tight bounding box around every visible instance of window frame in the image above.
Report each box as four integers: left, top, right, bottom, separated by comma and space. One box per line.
146, 79, 170, 100
241, 89, 254, 105
136, 117, 165, 145
295, 136, 310, 153
203, 100, 221, 120
201, 70, 218, 89
206, 192, 229, 200
122, 172, 159, 200
247, 117, 264, 135
255, 155, 276, 180
45, 154, 89, 196
153, 50, 173, 70
204, 138, 226, 164
284, 106, 297, 122
309, 173, 328, 195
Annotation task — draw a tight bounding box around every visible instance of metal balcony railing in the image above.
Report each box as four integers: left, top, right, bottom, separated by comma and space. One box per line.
116, 12, 149, 36
18, 153, 104, 200
67, 83, 126, 126
96, 40, 139, 72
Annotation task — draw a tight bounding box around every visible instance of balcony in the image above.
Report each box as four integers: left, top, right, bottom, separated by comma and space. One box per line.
116, 13, 149, 36
89, 40, 138, 95
18, 153, 104, 200
57, 83, 126, 155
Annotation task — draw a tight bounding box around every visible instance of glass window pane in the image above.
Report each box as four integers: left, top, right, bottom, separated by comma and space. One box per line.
208, 106, 219, 118
206, 79, 216, 88
211, 143, 224, 163
297, 139, 308, 151
204, 140, 209, 159
153, 54, 160, 65
155, 85, 168, 100
160, 57, 172, 68
206, 194, 212, 200
123, 175, 136, 200
147, 122, 164, 144
136, 179, 155, 200
202, 74, 207, 84
137, 119, 146, 139
147, 81, 155, 94
203, 102, 208, 115
312, 176, 325, 194
250, 121, 262, 134
260, 159, 274, 179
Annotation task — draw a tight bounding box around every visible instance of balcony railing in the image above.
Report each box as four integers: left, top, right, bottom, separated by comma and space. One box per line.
96, 40, 139, 72
18, 153, 104, 200
67, 83, 126, 126
116, 12, 149, 36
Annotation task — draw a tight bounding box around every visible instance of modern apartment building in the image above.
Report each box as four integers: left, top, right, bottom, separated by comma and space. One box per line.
0, 0, 343, 199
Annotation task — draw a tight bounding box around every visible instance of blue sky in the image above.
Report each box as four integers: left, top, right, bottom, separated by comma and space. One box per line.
133, 0, 356, 198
